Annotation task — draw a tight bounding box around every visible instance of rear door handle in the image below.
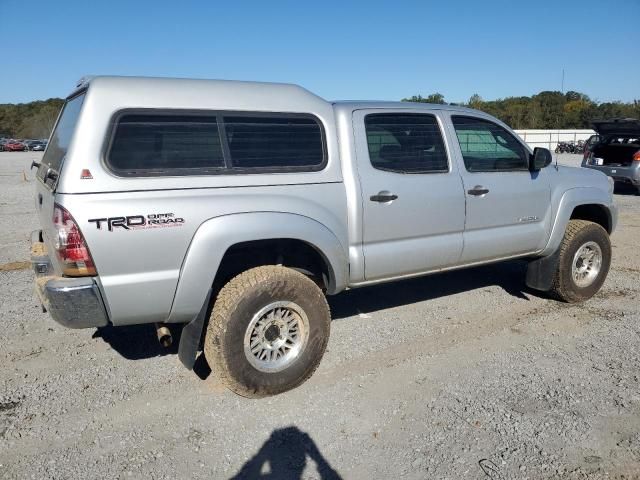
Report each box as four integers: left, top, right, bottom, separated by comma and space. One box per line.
370, 191, 398, 203
467, 186, 489, 196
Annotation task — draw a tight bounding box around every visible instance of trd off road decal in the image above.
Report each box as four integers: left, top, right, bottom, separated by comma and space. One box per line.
88, 213, 185, 231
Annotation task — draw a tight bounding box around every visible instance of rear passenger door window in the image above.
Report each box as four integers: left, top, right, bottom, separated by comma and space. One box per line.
451, 116, 528, 172
364, 113, 448, 173
108, 114, 224, 175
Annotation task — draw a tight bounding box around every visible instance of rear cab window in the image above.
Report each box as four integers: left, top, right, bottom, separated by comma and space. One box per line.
37, 92, 86, 187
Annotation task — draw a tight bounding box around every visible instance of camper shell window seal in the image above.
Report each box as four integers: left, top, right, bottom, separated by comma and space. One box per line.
103, 109, 328, 177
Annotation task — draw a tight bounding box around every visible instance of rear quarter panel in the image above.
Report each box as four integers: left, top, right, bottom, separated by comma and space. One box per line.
60, 183, 348, 325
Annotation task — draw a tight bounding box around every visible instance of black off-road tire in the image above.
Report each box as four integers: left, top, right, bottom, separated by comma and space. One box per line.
204, 266, 331, 398
548, 220, 611, 303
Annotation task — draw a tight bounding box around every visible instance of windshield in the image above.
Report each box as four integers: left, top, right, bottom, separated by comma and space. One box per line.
39, 92, 85, 175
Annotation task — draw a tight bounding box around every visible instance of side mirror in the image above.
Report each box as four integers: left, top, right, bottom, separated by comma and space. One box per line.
530, 147, 552, 171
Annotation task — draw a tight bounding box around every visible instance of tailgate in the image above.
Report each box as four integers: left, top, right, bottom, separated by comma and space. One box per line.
34, 178, 61, 273
584, 163, 637, 182
34, 91, 87, 273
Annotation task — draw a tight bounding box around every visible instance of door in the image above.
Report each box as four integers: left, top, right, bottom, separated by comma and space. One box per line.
354, 110, 466, 281
448, 115, 551, 263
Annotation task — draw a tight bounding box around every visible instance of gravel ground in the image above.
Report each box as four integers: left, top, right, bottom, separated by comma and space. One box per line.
1, 152, 639, 479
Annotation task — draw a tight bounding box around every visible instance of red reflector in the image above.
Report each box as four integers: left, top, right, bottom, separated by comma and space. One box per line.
80, 169, 93, 179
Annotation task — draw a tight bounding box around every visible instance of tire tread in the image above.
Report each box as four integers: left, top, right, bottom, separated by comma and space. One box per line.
204, 266, 330, 398
548, 219, 610, 303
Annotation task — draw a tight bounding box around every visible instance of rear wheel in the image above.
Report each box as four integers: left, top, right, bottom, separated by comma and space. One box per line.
548, 220, 611, 303
204, 266, 331, 397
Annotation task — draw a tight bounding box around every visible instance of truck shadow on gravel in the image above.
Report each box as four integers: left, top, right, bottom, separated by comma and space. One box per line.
92, 324, 182, 360
93, 260, 541, 365
231, 426, 342, 480
329, 259, 541, 320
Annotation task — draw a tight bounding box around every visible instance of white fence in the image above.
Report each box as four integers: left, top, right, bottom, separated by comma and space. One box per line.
514, 129, 596, 151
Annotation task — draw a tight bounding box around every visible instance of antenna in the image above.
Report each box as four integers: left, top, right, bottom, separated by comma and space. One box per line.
561, 69, 565, 93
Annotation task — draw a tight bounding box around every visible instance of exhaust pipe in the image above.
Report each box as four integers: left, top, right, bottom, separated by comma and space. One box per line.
155, 323, 172, 348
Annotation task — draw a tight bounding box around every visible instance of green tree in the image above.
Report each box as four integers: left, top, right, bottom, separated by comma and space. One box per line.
0, 98, 64, 138
468, 94, 484, 110
402, 93, 446, 104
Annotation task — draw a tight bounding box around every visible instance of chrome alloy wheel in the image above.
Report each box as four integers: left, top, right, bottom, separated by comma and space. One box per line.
243, 301, 310, 373
571, 241, 603, 288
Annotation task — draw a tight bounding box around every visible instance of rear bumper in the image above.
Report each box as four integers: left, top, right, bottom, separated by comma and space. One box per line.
31, 230, 109, 329
582, 162, 640, 186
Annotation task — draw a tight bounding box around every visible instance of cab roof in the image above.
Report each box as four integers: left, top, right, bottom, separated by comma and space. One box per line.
331, 100, 481, 115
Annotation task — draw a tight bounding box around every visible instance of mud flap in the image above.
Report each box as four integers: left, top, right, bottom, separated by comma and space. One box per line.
525, 249, 560, 291
178, 288, 213, 370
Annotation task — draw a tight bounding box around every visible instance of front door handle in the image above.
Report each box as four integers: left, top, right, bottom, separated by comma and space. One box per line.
370, 191, 398, 203
467, 186, 489, 196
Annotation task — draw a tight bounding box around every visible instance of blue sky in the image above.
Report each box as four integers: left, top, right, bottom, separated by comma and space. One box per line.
1, 0, 638, 104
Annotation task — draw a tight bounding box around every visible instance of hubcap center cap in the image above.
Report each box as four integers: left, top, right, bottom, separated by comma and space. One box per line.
264, 324, 281, 342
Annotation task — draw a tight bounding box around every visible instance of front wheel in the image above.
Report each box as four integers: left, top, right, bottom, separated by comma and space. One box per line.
548, 220, 611, 303
204, 266, 331, 397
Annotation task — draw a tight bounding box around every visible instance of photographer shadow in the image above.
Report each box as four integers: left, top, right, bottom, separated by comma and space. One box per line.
231, 426, 341, 480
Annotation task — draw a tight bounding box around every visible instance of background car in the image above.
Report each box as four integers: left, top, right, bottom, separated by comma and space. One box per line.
582, 118, 640, 194
3, 140, 28, 151
24, 139, 45, 151
30, 141, 47, 151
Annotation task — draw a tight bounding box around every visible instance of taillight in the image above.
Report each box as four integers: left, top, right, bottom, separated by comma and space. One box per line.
633, 150, 640, 163
52, 204, 97, 276
584, 150, 593, 163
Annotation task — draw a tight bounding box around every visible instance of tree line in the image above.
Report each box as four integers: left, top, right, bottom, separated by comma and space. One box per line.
402, 91, 640, 130
0, 98, 64, 139
0, 90, 638, 138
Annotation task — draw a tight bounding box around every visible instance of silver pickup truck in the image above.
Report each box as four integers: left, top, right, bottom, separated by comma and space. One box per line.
31, 76, 617, 397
